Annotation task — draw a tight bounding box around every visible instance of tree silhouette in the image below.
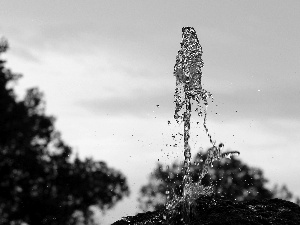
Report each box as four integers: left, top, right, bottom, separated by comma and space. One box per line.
138, 149, 274, 211
272, 184, 300, 205
0, 38, 129, 225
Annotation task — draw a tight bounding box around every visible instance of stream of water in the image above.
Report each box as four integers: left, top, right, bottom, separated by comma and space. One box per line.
168, 27, 239, 223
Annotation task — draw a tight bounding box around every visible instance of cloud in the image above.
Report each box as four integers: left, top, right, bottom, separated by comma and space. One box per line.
79, 87, 174, 118
209, 83, 300, 122
9, 46, 41, 63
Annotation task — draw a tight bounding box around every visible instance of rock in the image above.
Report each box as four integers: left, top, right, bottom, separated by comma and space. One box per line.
112, 195, 300, 225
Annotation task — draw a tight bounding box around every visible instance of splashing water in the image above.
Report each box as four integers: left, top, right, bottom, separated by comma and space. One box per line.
173, 26, 212, 188
169, 27, 240, 222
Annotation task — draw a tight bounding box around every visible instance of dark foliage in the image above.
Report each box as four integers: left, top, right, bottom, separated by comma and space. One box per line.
0, 39, 129, 225
139, 149, 274, 211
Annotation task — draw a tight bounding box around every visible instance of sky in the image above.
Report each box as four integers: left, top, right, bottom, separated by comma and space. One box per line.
1, 1, 300, 224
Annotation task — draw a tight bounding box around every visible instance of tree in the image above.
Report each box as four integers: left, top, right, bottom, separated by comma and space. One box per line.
138, 149, 274, 211
272, 184, 300, 205
0, 38, 129, 225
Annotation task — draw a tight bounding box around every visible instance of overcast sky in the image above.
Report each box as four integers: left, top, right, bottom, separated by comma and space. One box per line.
1, 1, 300, 224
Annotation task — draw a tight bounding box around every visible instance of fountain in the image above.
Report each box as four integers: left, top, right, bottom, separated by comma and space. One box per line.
112, 27, 300, 225
171, 27, 240, 223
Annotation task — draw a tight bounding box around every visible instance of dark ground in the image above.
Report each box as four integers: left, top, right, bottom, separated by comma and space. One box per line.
112, 195, 300, 225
